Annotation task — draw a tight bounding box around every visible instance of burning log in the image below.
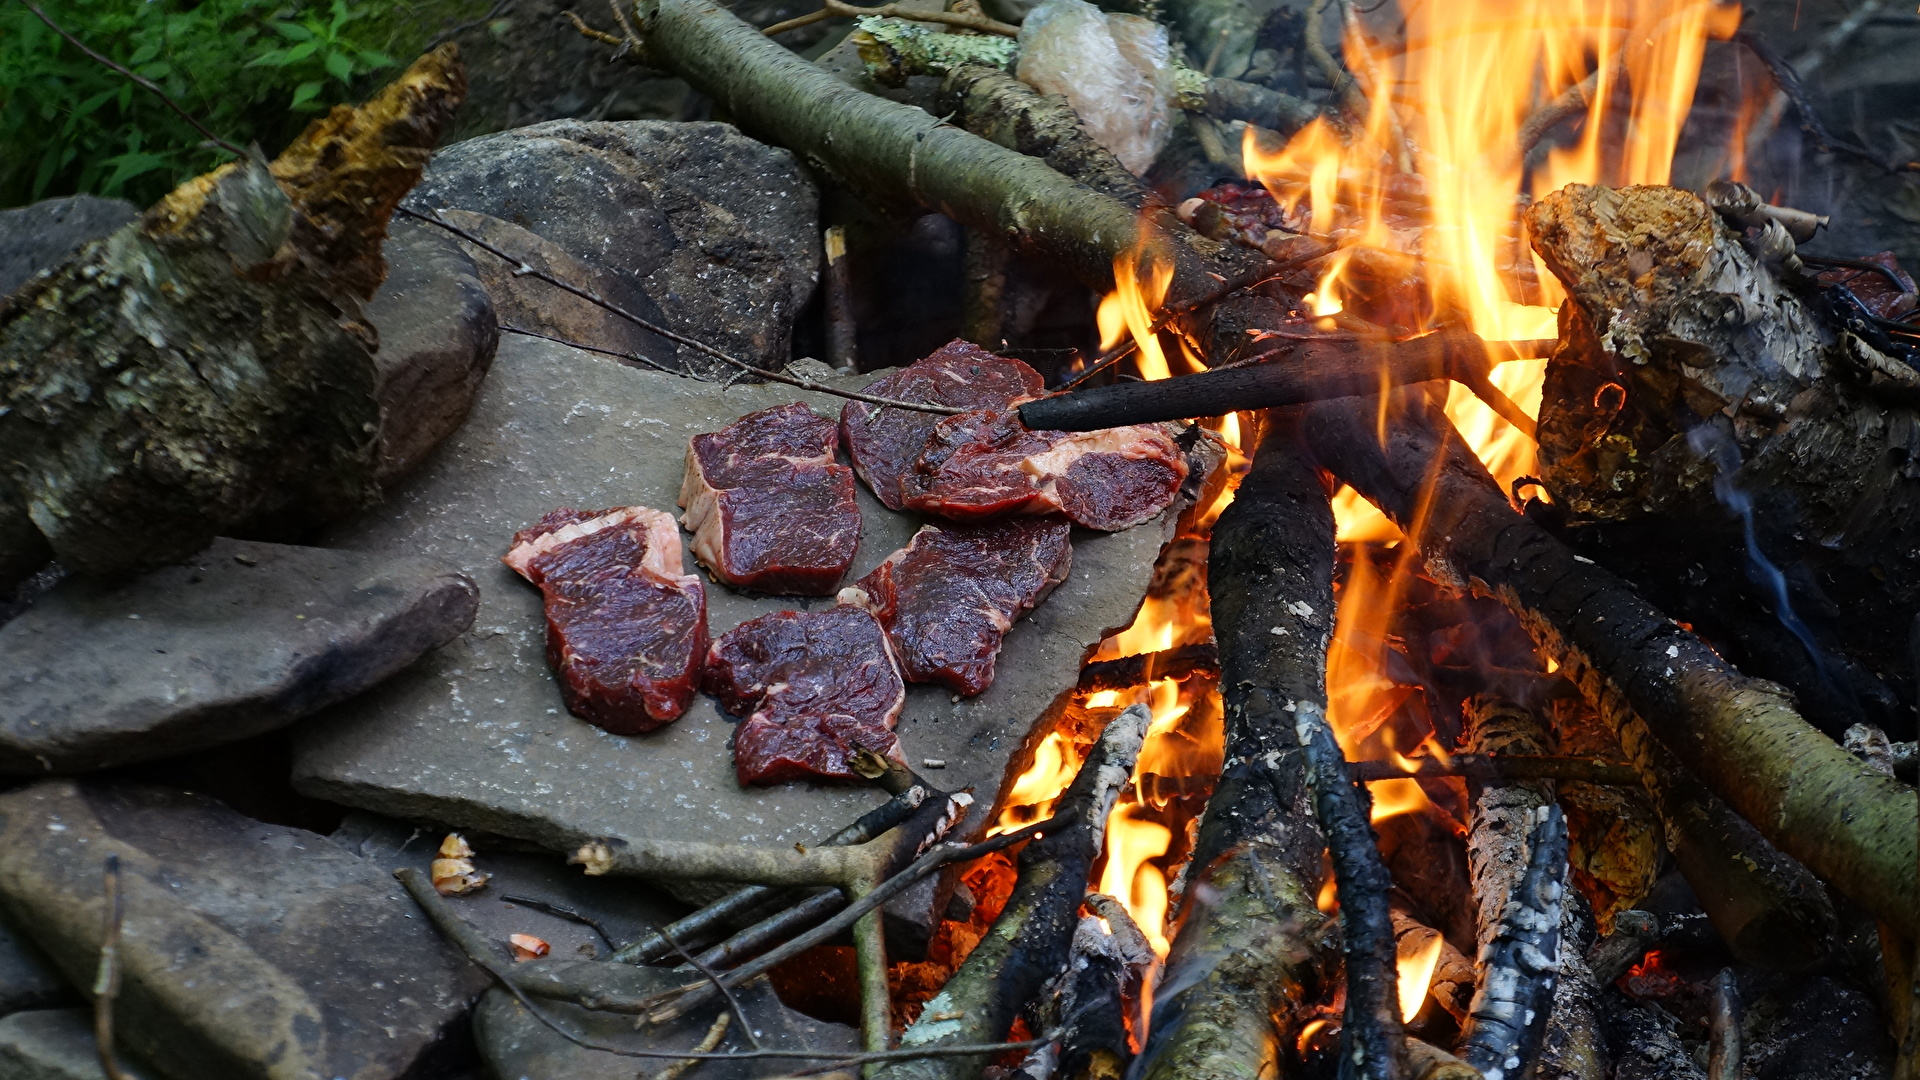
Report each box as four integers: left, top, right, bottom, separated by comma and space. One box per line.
1136, 412, 1335, 1080
615, 0, 1263, 307
1457, 804, 1569, 1080
1460, 696, 1605, 1080
1018, 332, 1549, 435
1389, 899, 1473, 1030
0, 48, 466, 586
876, 704, 1148, 1080
1008, 897, 1150, 1080
1297, 388, 1917, 934
1524, 183, 1920, 733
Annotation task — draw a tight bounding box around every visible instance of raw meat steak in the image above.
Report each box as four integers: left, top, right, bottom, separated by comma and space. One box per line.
703, 606, 906, 785
840, 518, 1073, 696
902, 409, 1188, 531
841, 340, 1045, 509
679, 403, 859, 595
503, 506, 707, 734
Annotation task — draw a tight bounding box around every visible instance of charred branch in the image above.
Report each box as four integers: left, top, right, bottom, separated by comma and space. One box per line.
1457, 804, 1570, 1080
1350, 754, 1640, 787
1137, 411, 1334, 1080
1017, 332, 1549, 434
1298, 703, 1409, 1080
1077, 642, 1221, 692
1585, 910, 1658, 986
876, 705, 1149, 1080
1298, 389, 1918, 931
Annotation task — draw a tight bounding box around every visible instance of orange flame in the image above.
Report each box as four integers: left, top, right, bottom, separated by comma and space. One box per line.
1097, 244, 1180, 381
1396, 932, 1446, 1021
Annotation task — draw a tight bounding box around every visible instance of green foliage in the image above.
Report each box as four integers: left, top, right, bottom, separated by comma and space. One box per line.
0, 0, 398, 208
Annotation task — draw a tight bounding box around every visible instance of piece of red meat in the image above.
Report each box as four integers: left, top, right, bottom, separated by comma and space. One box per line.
503, 506, 706, 734
703, 606, 907, 785
840, 340, 1044, 509
679, 403, 860, 595
901, 408, 1188, 531
840, 518, 1072, 696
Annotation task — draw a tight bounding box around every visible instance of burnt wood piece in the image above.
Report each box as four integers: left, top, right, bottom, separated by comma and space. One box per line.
1461, 696, 1607, 1080
1139, 410, 1333, 1080
1298, 703, 1411, 1080
1527, 184, 1920, 734
1017, 331, 1550, 434
875, 705, 1148, 1080
1585, 910, 1658, 985
1076, 642, 1221, 692
1298, 388, 1917, 931
1389, 899, 1474, 1030
1458, 804, 1570, 1080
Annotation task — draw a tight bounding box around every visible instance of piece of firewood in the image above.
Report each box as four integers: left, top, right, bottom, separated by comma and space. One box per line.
1457, 803, 1570, 1080
0, 48, 465, 586
1138, 409, 1335, 1080
1298, 387, 1916, 935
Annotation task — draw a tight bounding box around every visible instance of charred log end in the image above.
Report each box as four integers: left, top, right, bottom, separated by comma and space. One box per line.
269, 44, 469, 300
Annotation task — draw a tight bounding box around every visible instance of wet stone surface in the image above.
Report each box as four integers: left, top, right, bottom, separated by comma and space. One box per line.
291, 334, 1187, 858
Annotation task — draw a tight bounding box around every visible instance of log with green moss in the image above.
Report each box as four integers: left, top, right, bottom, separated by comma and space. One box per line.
626, 0, 1264, 305
1300, 387, 1919, 931
1138, 410, 1333, 1080
0, 47, 466, 587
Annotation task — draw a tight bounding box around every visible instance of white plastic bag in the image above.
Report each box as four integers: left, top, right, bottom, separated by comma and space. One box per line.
1016, 0, 1174, 175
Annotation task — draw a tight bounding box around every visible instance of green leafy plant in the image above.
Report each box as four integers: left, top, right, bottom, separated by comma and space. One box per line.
0, 0, 398, 208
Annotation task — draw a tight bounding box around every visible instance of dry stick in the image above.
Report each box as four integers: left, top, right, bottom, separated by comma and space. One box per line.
501, 894, 622, 950
1457, 805, 1570, 1080
397, 205, 962, 415
1296, 702, 1409, 1080
763, 0, 1018, 37
654, 921, 767, 1050
400, 866, 1049, 1067
1349, 753, 1640, 787
643, 811, 1076, 1024
92, 855, 137, 1080
1297, 390, 1917, 931
1737, 8, 1920, 174
16, 0, 245, 157
1023, 330, 1548, 435
656, 1011, 732, 1080
611, 783, 932, 965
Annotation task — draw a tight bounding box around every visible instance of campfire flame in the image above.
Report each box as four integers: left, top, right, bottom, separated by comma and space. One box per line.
986, 0, 1736, 1036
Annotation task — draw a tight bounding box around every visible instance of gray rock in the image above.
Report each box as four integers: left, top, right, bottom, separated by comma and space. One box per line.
364, 221, 499, 486
433, 209, 677, 371
0, 916, 76, 1018
291, 334, 1188, 875
0, 195, 137, 299
0, 1009, 158, 1080
0, 781, 491, 1080
0, 537, 479, 774
332, 812, 685, 962
474, 962, 856, 1080
405, 121, 820, 378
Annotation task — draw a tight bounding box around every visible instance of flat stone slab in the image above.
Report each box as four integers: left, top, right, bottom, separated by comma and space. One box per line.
0, 538, 479, 774
292, 334, 1190, 855
0, 1010, 157, 1080
0, 915, 74, 1018
0, 781, 490, 1080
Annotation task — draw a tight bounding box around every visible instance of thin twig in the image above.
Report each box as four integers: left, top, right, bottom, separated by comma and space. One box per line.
17, 0, 244, 157
1055, 263, 1285, 391
655, 1012, 731, 1080
500, 323, 674, 374
93, 855, 136, 1080
500, 893, 622, 950
763, 0, 1018, 38
1737, 22, 1920, 174
654, 922, 766, 1050
563, 9, 626, 45
400, 206, 963, 414
406, 870, 1055, 1071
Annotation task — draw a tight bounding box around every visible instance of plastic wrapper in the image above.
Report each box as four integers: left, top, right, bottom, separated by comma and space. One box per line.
1016, 0, 1174, 174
